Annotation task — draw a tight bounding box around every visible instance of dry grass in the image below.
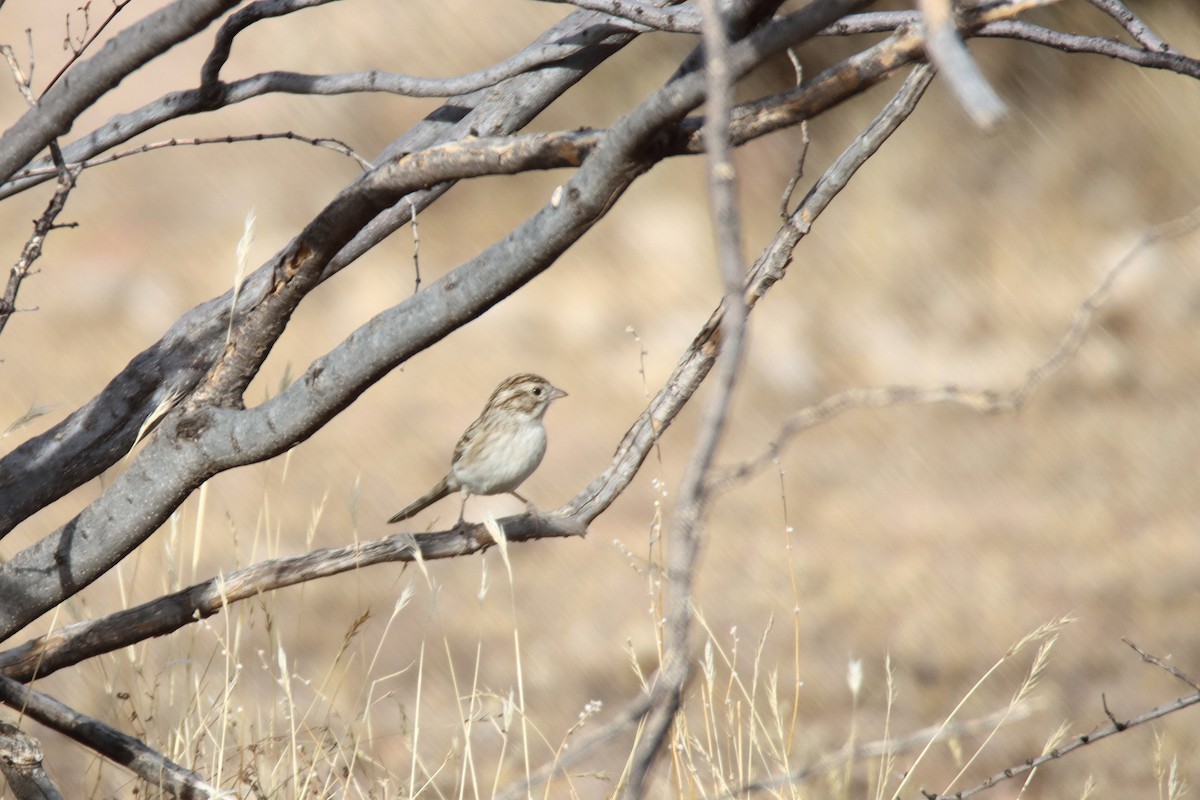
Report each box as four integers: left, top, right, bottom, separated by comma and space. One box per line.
2, 0, 1200, 796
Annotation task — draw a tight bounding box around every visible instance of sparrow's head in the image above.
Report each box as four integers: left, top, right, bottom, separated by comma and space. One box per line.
488, 373, 568, 418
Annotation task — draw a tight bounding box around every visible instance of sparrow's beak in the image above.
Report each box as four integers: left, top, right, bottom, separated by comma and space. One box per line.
549, 385, 568, 401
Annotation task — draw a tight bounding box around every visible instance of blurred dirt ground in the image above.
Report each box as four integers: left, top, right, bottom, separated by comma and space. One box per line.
2, 0, 1200, 796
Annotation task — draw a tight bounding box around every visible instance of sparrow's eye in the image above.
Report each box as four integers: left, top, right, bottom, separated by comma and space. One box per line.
532, 386, 543, 396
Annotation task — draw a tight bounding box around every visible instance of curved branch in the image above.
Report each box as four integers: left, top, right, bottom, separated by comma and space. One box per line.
199, 0, 336, 94
977, 19, 1200, 77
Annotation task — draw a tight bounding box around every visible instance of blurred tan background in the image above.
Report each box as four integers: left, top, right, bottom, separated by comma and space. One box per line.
2, 0, 1200, 796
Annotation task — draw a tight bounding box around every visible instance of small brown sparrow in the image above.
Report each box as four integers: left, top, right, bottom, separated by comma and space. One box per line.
388, 373, 567, 524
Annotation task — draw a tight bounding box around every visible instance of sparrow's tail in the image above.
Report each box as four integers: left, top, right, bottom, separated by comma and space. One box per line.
388, 475, 454, 523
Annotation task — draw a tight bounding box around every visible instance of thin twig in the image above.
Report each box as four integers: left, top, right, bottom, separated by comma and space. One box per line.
777, 51, 809, 219
409, 198, 421, 294
45, 1, 134, 94
9, 131, 371, 181
941, 689, 1200, 799
1122, 639, 1200, 692
0, 144, 79, 339
0, 31, 36, 106
1084, 0, 1169, 52
978, 19, 1200, 78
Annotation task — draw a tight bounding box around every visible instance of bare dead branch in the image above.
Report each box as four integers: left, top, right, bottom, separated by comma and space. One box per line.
941, 689, 1200, 799
10, 131, 373, 181
44, 0, 135, 95
199, 0, 338, 100
977, 19, 1200, 77
0, 144, 79, 339
816, 9, 1200, 78
1122, 639, 1200, 692
1084, 0, 1170, 52
700, 28, 925, 150
819, 10, 917, 35
0, 676, 219, 799
202, 5, 614, 105
0, 722, 63, 800
0, 13, 638, 201
409, 198, 422, 294
714, 204, 1200, 491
